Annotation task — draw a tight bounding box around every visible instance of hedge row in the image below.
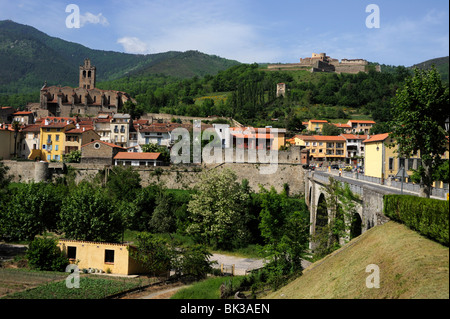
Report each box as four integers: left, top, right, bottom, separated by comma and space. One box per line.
383, 195, 449, 246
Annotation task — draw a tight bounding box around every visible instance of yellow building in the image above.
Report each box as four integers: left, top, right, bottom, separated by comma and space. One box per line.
363, 133, 389, 179
58, 240, 148, 275
294, 135, 346, 163
64, 126, 100, 155
305, 120, 329, 134
38, 117, 76, 162
363, 133, 449, 180
347, 120, 376, 134
30, 117, 100, 162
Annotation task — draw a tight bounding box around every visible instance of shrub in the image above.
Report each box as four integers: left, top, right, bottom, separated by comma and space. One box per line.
26, 237, 68, 272
383, 195, 449, 246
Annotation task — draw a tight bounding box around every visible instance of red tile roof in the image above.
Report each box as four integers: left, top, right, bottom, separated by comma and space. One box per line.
341, 134, 369, 140
309, 120, 329, 123
364, 133, 390, 143
311, 135, 346, 141
348, 120, 376, 124
13, 111, 33, 115
65, 126, 95, 134
114, 152, 161, 160
82, 140, 126, 150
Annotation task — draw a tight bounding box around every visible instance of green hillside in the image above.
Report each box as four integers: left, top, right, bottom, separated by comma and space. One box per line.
132, 50, 240, 79
0, 20, 239, 94
410, 56, 449, 83
264, 221, 449, 299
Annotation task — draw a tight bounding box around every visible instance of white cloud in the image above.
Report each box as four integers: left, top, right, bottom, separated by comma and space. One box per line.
80, 12, 109, 27
117, 37, 149, 54
111, 0, 283, 62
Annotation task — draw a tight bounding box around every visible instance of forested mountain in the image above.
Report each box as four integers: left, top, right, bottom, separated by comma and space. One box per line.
0, 20, 240, 94
1, 20, 448, 133
410, 56, 449, 83
97, 63, 414, 131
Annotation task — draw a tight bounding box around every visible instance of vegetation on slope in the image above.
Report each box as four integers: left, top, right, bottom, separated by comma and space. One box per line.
0, 20, 239, 94
264, 221, 449, 299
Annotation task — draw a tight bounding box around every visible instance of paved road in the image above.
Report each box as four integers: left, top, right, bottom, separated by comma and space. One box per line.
210, 254, 312, 276
210, 254, 266, 275
313, 170, 420, 196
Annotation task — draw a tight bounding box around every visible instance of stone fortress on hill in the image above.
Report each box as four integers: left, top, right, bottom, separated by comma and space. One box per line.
268, 52, 381, 74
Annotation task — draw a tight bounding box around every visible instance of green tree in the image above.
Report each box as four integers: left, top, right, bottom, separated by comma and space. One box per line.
322, 123, 343, 136
258, 187, 309, 288
173, 244, 215, 280
0, 160, 11, 198
142, 143, 170, 163
63, 150, 81, 163
259, 187, 309, 272
313, 177, 361, 260
122, 100, 144, 119
59, 182, 124, 242
26, 236, 68, 272
105, 166, 142, 202
128, 232, 173, 277
0, 183, 64, 241
125, 184, 160, 232
389, 66, 449, 197
186, 168, 250, 250
149, 191, 176, 233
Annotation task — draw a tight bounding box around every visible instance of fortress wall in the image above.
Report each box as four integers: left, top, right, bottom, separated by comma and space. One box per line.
3, 147, 305, 194
334, 65, 367, 74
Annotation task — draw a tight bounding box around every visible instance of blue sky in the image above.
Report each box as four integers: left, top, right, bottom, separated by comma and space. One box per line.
0, 0, 448, 66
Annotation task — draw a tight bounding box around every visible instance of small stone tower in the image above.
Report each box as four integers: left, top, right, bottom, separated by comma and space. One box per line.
276, 83, 286, 98
79, 58, 96, 89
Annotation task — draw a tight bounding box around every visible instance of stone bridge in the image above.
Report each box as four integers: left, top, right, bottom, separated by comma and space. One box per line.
304, 170, 392, 250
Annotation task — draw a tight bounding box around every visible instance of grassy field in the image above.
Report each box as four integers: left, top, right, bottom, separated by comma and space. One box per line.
171, 276, 247, 299
264, 221, 449, 299
0, 268, 67, 298
0, 269, 158, 299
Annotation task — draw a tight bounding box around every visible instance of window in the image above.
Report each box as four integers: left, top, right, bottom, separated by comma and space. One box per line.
55, 145, 59, 151
56, 135, 60, 141
399, 158, 406, 169
68, 246, 77, 260
104, 250, 115, 264
408, 158, 415, 171
389, 158, 394, 170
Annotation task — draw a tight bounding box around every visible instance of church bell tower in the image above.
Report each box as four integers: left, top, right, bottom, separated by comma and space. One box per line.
79, 58, 96, 89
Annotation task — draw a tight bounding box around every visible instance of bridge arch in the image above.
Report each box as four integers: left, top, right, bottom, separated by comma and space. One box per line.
350, 212, 362, 239
308, 186, 313, 207
316, 193, 328, 231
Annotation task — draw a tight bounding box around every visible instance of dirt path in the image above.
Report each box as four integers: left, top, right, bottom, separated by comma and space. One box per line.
140, 285, 190, 299
120, 281, 188, 299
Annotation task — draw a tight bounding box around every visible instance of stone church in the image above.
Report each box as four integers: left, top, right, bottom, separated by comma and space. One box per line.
32, 59, 135, 118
